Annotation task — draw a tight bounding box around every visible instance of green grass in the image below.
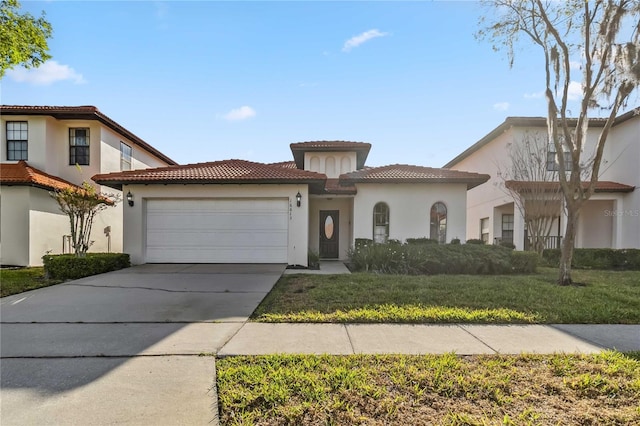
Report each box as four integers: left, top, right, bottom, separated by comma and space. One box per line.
217, 352, 640, 425
252, 268, 640, 324
0, 267, 61, 297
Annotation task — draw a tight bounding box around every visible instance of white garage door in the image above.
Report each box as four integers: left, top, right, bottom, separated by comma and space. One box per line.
145, 198, 289, 263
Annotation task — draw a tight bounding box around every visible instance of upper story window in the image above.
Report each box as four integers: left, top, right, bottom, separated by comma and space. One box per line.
547, 142, 572, 172
430, 202, 447, 244
373, 202, 390, 243
6, 121, 28, 161
69, 128, 90, 165
120, 142, 132, 171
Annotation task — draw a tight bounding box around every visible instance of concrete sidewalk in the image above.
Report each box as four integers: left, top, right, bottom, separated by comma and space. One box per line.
219, 323, 640, 356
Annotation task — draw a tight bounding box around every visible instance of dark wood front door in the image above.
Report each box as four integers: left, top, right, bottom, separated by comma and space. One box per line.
319, 210, 339, 258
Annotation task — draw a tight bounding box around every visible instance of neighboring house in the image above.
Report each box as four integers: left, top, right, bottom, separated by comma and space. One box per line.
0, 106, 177, 266
444, 108, 639, 250
93, 141, 489, 266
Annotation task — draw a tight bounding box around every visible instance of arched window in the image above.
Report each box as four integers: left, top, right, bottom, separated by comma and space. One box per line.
309, 156, 320, 172
325, 156, 336, 177
373, 202, 390, 243
430, 202, 447, 243
340, 156, 351, 174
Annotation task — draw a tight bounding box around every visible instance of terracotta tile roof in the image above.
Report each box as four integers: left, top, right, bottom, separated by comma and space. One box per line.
93, 159, 327, 189
506, 180, 635, 193
322, 178, 357, 195
0, 161, 82, 191
1, 105, 177, 166
269, 161, 298, 169
290, 140, 371, 169
341, 164, 490, 189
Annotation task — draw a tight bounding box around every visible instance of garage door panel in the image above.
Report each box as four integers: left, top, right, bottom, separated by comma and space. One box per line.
145, 199, 289, 263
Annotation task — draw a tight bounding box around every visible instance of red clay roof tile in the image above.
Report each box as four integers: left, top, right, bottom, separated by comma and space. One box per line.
0, 161, 83, 191
93, 159, 326, 189
340, 164, 490, 189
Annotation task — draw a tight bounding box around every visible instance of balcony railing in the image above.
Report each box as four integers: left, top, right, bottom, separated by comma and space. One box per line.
525, 235, 562, 250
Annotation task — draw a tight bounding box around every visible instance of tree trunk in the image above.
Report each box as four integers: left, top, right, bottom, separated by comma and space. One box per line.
558, 207, 579, 286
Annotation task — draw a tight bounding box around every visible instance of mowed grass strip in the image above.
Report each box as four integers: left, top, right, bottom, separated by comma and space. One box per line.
0, 267, 61, 297
217, 352, 640, 426
252, 268, 640, 324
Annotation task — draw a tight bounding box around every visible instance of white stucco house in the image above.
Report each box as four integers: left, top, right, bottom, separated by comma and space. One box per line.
93, 141, 489, 266
0, 106, 177, 266
444, 108, 639, 250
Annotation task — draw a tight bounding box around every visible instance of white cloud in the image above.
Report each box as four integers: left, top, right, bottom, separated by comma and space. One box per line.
7, 60, 85, 85
567, 80, 583, 101
221, 106, 256, 121
493, 102, 510, 111
570, 61, 581, 71
524, 91, 544, 99
342, 29, 389, 52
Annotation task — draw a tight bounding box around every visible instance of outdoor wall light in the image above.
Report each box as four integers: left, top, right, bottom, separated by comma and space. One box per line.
126, 191, 134, 207
296, 191, 302, 207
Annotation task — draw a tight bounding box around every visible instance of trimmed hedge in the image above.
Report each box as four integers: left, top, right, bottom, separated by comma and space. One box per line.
510, 251, 539, 273
348, 243, 516, 275
542, 248, 640, 270
43, 253, 131, 280
405, 238, 439, 245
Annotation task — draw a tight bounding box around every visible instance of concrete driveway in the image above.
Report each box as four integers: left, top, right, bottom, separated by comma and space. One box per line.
0, 263, 285, 426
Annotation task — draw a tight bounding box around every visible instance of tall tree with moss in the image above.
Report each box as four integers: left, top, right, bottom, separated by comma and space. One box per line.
0, 0, 52, 78
478, 0, 640, 285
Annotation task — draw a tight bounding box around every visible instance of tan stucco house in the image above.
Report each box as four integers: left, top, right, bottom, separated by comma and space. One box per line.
0, 106, 177, 266
94, 141, 489, 266
444, 108, 639, 250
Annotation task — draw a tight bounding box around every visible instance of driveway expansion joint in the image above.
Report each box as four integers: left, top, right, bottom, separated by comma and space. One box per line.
65, 283, 267, 294
456, 324, 498, 354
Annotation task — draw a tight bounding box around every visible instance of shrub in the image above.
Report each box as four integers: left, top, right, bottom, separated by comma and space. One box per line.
542, 248, 640, 270
307, 250, 320, 270
354, 238, 374, 250
405, 237, 438, 245
450, 238, 461, 245
348, 243, 514, 275
465, 239, 485, 245
499, 241, 516, 249
42, 253, 130, 280
510, 251, 539, 273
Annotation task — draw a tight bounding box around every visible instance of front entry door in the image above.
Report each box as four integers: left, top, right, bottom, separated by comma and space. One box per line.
319, 210, 339, 258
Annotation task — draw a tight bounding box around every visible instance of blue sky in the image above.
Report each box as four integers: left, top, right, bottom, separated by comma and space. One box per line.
3, 1, 633, 167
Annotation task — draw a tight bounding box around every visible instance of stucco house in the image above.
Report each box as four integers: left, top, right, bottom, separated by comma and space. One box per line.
444, 108, 639, 250
0, 106, 177, 266
93, 141, 489, 266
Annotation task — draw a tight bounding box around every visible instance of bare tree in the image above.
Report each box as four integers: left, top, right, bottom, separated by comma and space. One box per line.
478, 0, 640, 285
498, 131, 563, 255
51, 182, 118, 257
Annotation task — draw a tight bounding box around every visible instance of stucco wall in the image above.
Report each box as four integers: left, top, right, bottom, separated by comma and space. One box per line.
121, 183, 309, 265
304, 152, 357, 177
308, 197, 352, 259
352, 183, 468, 244
0, 186, 30, 265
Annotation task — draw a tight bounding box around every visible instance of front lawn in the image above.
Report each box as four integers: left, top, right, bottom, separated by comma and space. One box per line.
252, 268, 640, 323
217, 352, 640, 425
0, 267, 61, 297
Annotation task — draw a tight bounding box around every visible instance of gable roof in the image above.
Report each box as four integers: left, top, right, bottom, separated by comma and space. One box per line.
93, 159, 327, 190
290, 141, 371, 170
0, 161, 83, 191
0, 105, 177, 166
444, 108, 640, 168
340, 164, 490, 189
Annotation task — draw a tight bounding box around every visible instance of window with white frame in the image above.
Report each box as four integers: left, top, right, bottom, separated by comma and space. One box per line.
430, 202, 447, 244
69, 128, 90, 165
6, 121, 28, 160
120, 142, 132, 171
547, 141, 572, 172
373, 202, 389, 243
